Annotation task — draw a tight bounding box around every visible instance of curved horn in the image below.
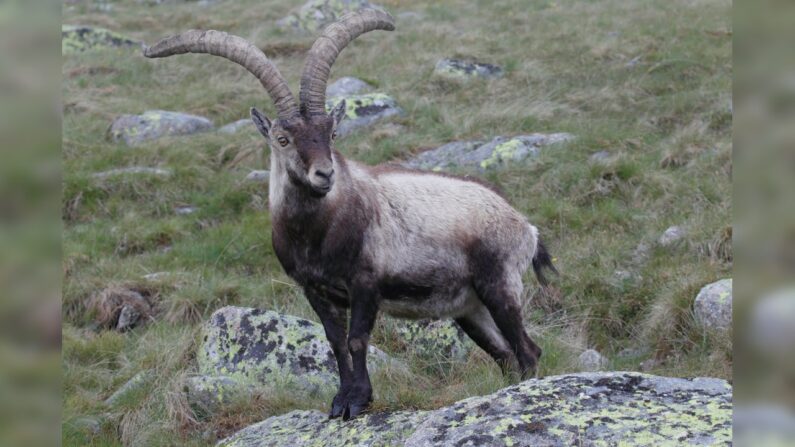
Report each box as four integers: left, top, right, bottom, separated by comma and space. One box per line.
144, 30, 300, 119
299, 9, 395, 116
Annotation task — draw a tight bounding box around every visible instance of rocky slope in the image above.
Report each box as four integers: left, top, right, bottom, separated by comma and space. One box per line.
218, 372, 732, 446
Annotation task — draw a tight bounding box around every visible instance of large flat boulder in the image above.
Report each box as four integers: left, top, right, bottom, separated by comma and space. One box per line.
219, 372, 732, 446
109, 110, 214, 146
404, 134, 573, 172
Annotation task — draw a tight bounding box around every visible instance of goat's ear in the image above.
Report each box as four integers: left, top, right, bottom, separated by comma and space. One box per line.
330, 99, 347, 126
250, 107, 272, 139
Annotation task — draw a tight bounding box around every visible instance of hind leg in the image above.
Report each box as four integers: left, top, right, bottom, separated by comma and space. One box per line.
455, 304, 517, 375
473, 269, 542, 380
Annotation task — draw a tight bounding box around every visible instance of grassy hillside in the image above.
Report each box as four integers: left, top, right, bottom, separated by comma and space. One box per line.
62, 0, 732, 445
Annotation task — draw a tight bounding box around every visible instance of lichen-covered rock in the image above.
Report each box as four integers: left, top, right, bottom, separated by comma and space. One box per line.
394, 319, 473, 363
277, 0, 383, 33
218, 119, 253, 134
184, 375, 255, 415
694, 278, 732, 331
433, 58, 504, 81
327, 77, 372, 98
219, 372, 732, 447
403, 134, 573, 172
110, 110, 214, 146
326, 93, 403, 137
62, 25, 140, 55
199, 307, 396, 395
577, 349, 608, 371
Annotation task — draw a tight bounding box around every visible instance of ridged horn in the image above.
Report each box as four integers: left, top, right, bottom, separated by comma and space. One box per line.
143, 30, 299, 119
299, 9, 395, 116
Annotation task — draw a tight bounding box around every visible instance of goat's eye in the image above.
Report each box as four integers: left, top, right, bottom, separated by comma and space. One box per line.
277, 136, 289, 147
331, 131, 337, 140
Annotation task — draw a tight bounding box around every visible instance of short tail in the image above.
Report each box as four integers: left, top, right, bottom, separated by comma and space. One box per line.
532, 238, 558, 286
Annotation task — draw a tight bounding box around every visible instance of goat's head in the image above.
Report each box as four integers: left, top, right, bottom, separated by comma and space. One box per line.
142, 9, 395, 197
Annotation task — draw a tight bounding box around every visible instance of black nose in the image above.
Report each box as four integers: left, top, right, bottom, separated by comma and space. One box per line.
315, 168, 334, 181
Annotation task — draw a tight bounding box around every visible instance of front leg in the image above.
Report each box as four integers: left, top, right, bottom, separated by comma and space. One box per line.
303, 286, 353, 419
344, 277, 380, 420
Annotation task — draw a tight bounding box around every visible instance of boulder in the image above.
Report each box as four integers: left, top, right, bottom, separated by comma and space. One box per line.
326, 93, 403, 137
694, 279, 732, 331
198, 307, 397, 396
277, 0, 383, 33
218, 119, 253, 134
327, 77, 372, 98
62, 25, 140, 54
184, 375, 255, 415
433, 58, 504, 81
219, 372, 732, 446
577, 349, 608, 371
109, 110, 214, 146
403, 134, 573, 172
394, 319, 473, 363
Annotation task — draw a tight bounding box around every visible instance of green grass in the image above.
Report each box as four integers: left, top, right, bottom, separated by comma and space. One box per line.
62, 0, 732, 444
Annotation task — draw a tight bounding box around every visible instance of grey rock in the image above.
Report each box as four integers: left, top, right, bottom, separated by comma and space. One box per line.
278, 0, 382, 33
578, 349, 608, 371
589, 150, 611, 163
92, 167, 173, 179
175, 206, 197, 215
326, 77, 372, 98
62, 25, 140, 54
326, 93, 403, 137
110, 110, 214, 146
104, 371, 152, 408
218, 119, 253, 134
394, 319, 474, 363
433, 58, 504, 81
184, 375, 255, 415
69, 415, 104, 435
116, 305, 141, 331
244, 170, 270, 183
403, 133, 573, 172
198, 307, 398, 395
659, 225, 686, 247
694, 278, 732, 331
616, 347, 647, 359
219, 372, 732, 447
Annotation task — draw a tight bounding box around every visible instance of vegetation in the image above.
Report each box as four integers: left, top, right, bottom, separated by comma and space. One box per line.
62, 0, 732, 445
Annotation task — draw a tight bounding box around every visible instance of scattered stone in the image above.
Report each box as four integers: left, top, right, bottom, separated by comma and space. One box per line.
218, 119, 253, 134
394, 319, 474, 363
116, 305, 141, 332
617, 347, 647, 359
658, 225, 686, 247
104, 371, 153, 408
589, 150, 611, 163
174, 206, 197, 215
694, 278, 732, 331
277, 0, 383, 33
219, 372, 732, 447
326, 93, 403, 137
92, 167, 173, 179
184, 375, 255, 415
69, 416, 104, 435
198, 307, 398, 395
326, 76, 372, 98
433, 58, 504, 81
244, 170, 270, 183
577, 349, 608, 371
109, 110, 214, 146
403, 133, 573, 172
62, 25, 140, 55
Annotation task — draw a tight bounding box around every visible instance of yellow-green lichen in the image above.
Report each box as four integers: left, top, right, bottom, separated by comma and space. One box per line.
62, 25, 139, 55
480, 138, 524, 169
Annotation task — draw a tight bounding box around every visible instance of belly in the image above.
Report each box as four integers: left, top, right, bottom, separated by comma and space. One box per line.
379, 286, 480, 319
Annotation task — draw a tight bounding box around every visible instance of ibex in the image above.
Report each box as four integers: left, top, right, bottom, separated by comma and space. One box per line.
144, 8, 556, 420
